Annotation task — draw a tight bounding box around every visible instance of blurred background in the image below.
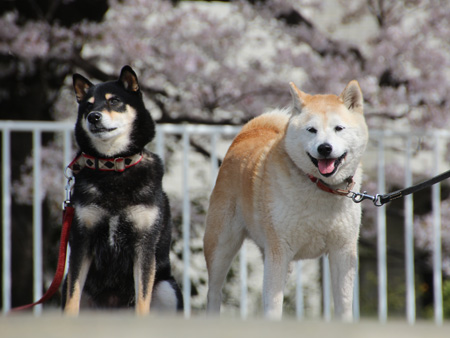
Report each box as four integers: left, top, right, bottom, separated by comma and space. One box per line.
0, 0, 449, 320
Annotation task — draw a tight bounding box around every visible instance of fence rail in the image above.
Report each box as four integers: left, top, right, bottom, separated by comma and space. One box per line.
0, 120, 447, 323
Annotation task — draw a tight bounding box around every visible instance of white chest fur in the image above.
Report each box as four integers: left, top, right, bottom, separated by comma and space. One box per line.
248, 162, 362, 261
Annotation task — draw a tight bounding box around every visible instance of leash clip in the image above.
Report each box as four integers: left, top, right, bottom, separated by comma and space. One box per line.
349, 191, 383, 207
62, 169, 75, 210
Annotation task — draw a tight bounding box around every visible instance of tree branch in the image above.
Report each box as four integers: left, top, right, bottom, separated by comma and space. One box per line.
366, 111, 409, 121
71, 54, 169, 97
156, 114, 247, 126
70, 54, 251, 126
275, 7, 366, 69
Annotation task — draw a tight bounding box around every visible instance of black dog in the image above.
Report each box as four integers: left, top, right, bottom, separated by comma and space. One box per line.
62, 66, 183, 315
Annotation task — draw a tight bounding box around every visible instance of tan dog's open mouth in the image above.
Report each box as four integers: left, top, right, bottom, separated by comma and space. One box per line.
308, 152, 347, 177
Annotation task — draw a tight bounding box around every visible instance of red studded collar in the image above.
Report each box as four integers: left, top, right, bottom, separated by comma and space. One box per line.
67, 152, 143, 175
307, 174, 355, 196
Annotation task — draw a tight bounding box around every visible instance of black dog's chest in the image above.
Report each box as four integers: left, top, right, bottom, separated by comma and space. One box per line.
73, 162, 159, 209
84, 215, 137, 306
71, 164, 159, 254
92, 213, 136, 246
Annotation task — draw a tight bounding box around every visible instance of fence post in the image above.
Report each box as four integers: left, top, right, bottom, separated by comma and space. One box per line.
322, 255, 331, 321
63, 130, 73, 277
210, 132, 219, 188
353, 256, 360, 322
182, 127, 191, 317
239, 242, 248, 319
404, 136, 416, 324
2, 128, 11, 314
296, 261, 304, 320
377, 138, 387, 323
155, 126, 165, 161
32, 131, 43, 315
432, 134, 443, 325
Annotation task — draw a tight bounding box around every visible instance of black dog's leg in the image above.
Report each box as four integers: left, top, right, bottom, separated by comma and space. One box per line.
134, 241, 156, 315
148, 195, 183, 312
63, 219, 92, 315
63, 250, 91, 315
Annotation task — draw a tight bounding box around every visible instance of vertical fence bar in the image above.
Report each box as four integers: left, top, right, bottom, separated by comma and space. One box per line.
63, 129, 72, 171
2, 128, 11, 314
353, 255, 360, 322
377, 138, 387, 323
239, 241, 248, 319
296, 261, 304, 320
182, 128, 191, 317
210, 132, 219, 189
155, 126, 165, 161
32, 130, 43, 315
322, 255, 331, 321
432, 135, 443, 325
63, 129, 72, 179
63, 129, 72, 277
404, 136, 415, 324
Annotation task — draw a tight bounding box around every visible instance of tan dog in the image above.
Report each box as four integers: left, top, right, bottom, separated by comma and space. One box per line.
204, 81, 368, 320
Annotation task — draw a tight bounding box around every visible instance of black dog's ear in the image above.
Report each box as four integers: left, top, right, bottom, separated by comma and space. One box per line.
119, 65, 140, 92
73, 74, 93, 103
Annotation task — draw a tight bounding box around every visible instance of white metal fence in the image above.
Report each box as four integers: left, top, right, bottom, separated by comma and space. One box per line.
0, 120, 447, 323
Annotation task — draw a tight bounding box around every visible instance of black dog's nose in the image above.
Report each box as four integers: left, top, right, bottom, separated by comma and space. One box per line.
318, 143, 333, 157
87, 112, 102, 124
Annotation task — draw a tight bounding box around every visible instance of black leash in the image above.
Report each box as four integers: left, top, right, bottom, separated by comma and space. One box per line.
348, 169, 450, 207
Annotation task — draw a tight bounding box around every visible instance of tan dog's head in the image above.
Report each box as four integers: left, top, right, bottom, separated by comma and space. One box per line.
285, 81, 368, 185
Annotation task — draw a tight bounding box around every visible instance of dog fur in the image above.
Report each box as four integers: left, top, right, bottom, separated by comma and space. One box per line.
204, 80, 368, 320
62, 66, 183, 315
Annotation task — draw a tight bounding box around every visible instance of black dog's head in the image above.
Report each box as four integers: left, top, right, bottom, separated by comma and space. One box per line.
73, 66, 155, 158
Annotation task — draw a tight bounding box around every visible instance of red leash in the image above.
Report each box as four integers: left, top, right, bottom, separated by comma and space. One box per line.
11, 205, 74, 312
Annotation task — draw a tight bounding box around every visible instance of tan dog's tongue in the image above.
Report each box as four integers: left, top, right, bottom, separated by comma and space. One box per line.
318, 159, 335, 175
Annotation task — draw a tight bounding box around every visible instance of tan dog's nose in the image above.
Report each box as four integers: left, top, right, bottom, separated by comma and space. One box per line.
318, 143, 332, 157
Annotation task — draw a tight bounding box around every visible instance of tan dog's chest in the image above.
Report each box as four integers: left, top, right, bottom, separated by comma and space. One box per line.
243, 164, 362, 260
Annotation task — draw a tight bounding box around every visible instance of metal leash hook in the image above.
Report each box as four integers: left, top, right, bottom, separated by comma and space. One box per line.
63, 166, 75, 210
348, 191, 383, 207
345, 168, 450, 207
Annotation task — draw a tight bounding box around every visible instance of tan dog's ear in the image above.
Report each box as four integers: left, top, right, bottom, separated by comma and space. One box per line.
339, 80, 363, 114
289, 82, 309, 113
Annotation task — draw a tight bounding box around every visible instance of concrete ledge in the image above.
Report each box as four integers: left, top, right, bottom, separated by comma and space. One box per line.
2, 312, 449, 338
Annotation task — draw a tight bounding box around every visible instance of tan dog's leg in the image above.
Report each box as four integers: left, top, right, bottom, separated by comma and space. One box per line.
204, 212, 246, 314
64, 256, 91, 316
262, 245, 290, 320
329, 246, 357, 322
134, 255, 156, 316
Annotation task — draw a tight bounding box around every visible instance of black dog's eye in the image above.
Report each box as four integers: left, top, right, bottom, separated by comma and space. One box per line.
307, 127, 317, 134
108, 97, 121, 105
335, 125, 345, 132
